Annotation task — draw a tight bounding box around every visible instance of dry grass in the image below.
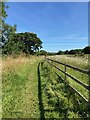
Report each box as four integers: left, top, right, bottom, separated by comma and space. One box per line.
3, 55, 37, 70
2, 55, 44, 118
48, 55, 88, 69
2, 55, 44, 75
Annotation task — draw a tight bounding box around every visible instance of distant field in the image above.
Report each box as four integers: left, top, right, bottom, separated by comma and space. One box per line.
48, 54, 88, 69
2, 54, 89, 118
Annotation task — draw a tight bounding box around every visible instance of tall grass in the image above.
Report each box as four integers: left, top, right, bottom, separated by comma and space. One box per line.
48, 55, 88, 69
47, 55, 89, 99
40, 61, 89, 118
2, 54, 89, 118
0, 56, 2, 119
2, 55, 43, 118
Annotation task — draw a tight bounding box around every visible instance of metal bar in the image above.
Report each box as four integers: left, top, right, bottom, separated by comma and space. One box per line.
46, 58, 89, 75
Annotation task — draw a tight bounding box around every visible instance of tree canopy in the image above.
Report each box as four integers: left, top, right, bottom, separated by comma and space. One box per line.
0, 2, 16, 46
1, 2, 43, 55
82, 46, 90, 54
2, 32, 42, 54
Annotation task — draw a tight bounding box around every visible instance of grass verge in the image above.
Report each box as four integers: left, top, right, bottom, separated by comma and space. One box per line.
39, 60, 89, 118
2, 55, 43, 118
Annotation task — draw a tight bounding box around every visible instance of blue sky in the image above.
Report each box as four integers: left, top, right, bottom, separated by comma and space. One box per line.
6, 2, 88, 52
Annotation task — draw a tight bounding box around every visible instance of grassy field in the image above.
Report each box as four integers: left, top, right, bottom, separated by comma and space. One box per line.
48, 54, 88, 69
39, 60, 89, 118
47, 55, 89, 99
2, 55, 44, 118
2, 54, 89, 118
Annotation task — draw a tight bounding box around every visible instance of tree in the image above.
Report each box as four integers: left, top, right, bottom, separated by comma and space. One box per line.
2, 32, 43, 54
68, 49, 82, 54
36, 50, 47, 56
1, 2, 43, 55
0, 2, 16, 47
57, 50, 64, 55
2, 23, 16, 43
64, 50, 68, 54
82, 46, 90, 54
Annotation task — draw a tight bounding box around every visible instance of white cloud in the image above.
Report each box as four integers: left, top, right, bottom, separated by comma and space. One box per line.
56, 37, 88, 40
50, 34, 88, 41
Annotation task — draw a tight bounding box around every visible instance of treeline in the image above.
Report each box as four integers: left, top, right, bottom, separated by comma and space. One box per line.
57, 46, 90, 55
37, 46, 90, 56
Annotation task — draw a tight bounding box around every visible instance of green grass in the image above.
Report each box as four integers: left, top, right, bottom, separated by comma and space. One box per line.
47, 55, 89, 99
2, 56, 43, 118
2, 55, 89, 118
40, 61, 89, 118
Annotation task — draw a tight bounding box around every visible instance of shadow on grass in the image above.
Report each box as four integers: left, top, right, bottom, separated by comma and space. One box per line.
39, 62, 69, 118
37, 63, 45, 120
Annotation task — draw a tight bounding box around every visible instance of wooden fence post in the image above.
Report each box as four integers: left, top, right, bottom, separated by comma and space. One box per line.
65, 63, 66, 81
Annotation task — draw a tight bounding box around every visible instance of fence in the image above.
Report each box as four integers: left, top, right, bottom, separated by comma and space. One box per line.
45, 58, 90, 104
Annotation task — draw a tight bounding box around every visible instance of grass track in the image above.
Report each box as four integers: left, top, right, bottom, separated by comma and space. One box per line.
2, 56, 44, 118
2, 55, 89, 118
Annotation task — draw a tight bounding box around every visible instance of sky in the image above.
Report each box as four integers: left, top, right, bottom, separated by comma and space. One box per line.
5, 2, 88, 52
7, 0, 89, 2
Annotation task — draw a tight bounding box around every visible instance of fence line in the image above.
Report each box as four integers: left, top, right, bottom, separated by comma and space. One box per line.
46, 58, 89, 74
45, 58, 90, 104
55, 72, 89, 103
